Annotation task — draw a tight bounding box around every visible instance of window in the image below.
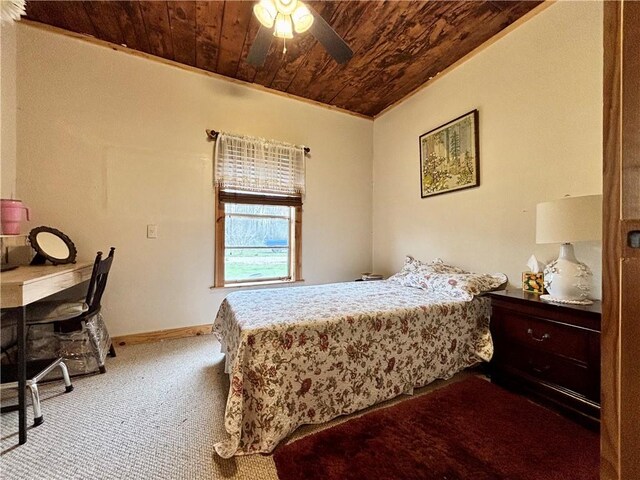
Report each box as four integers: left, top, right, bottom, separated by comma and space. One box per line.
213, 133, 305, 287
215, 191, 302, 286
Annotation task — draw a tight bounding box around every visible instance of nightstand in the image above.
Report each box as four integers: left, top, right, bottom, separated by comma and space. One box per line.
487, 290, 601, 430
355, 275, 383, 281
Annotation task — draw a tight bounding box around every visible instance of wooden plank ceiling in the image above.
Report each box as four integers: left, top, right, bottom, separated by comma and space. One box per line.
24, 1, 542, 117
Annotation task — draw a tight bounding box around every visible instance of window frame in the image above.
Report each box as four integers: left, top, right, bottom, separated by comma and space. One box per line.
214, 187, 302, 287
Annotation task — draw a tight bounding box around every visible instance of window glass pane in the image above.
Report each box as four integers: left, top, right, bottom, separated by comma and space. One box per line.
223, 202, 292, 282
225, 215, 290, 248
225, 247, 289, 282
225, 203, 290, 217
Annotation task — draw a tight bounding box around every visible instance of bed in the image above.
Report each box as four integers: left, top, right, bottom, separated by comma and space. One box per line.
213, 278, 496, 457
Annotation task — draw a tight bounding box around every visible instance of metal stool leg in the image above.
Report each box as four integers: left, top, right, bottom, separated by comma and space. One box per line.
57, 361, 74, 393
27, 383, 43, 427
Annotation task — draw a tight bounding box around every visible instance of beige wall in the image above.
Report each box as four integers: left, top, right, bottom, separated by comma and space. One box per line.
372, 2, 603, 298
1, 21, 18, 199
16, 25, 373, 336
13, 1, 604, 338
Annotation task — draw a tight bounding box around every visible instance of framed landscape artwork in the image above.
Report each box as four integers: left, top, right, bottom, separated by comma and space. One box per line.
419, 110, 480, 198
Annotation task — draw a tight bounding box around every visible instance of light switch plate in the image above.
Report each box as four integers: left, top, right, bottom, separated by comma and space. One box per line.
147, 224, 158, 239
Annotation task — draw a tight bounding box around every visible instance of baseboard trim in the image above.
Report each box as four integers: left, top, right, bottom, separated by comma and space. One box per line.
112, 324, 213, 347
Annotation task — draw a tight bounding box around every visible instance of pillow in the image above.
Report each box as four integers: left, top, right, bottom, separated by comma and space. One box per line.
427, 258, 470, 274
386, 256, 422, 285
397, 255, 423, 272
388, 256, 470, 285
387, 255, 507, 299
415, 272, 508, 301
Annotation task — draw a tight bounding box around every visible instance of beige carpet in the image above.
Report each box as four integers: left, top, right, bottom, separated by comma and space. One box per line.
0, 335, 469, 480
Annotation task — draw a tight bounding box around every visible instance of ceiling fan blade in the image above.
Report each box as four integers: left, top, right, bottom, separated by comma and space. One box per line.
247, 25, 273, 68
307, 6, 353, 64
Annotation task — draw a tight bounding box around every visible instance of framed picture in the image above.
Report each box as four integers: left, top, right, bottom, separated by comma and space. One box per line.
419, 110, 480, 198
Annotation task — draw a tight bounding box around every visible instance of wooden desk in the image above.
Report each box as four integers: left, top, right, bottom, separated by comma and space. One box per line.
2, 263, 93, 308
1, 262, 93, 444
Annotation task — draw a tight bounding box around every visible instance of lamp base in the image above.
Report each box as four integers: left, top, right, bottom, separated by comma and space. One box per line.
543, 243, 593, 302
540, 294, 594, 306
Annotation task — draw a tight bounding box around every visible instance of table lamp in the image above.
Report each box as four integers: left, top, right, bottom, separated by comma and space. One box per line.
536, 194, 602, 304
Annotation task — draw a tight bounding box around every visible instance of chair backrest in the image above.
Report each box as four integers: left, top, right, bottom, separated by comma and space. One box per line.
84, 247, 116, 316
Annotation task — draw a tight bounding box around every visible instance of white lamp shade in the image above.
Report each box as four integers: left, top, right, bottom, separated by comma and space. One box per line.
536, 194, 602, 244
274, 0, 298, 15
254, 0, 277, 28
274, 13, 294, 39
292, 3, 313, 33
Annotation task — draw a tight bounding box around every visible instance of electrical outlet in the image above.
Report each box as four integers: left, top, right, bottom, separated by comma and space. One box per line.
147, 224, 158, 239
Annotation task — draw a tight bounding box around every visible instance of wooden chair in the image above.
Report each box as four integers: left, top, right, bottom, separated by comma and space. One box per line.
0, 248, 116, 426
53, 247, 117, 373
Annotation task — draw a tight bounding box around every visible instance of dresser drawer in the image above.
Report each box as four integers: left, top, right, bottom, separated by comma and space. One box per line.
494, 344, 592, 399
487, 291, 601, 429
492, 308, 591, 363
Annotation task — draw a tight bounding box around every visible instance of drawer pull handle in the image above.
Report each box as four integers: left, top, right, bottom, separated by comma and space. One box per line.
528, 360, 551, 374
527, 328, 550, 342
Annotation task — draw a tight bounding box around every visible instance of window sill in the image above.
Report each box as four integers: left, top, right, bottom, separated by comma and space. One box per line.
210, 279, 305, 290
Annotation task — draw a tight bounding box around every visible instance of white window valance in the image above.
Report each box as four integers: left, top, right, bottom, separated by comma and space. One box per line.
215, 132, 306, 196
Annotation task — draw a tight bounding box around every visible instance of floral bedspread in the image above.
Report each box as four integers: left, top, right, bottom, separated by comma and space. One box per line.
213, 280, 493, 457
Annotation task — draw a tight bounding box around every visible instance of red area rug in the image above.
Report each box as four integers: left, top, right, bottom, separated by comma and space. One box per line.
273, 377, 599, 480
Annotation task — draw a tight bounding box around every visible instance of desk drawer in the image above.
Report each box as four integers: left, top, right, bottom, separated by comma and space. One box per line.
492, 309, 590, 363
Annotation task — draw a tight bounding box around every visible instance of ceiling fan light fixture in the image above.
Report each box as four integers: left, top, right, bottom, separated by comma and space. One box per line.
273, 13, 294, 39
291, 3, 313, 34
254, 0, 277, 28
273, 0, 298, 16
247, 0, 352, 68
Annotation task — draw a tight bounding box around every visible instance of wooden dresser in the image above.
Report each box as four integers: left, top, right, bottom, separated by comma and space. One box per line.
487, 290, 601, 429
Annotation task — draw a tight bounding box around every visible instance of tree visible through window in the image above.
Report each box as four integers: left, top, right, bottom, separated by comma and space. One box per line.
224, 203, 293, 283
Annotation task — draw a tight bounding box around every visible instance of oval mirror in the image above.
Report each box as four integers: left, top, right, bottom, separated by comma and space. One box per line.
28, 226, 77, 265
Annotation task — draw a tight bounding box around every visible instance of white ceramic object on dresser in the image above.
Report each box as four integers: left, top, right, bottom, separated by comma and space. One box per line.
542, 243, 593, 303
536, 194, 602, 303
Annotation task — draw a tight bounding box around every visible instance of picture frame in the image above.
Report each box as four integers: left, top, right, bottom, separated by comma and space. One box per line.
419, 110, 480, 198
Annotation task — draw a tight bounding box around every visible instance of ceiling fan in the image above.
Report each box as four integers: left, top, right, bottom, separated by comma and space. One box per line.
247, 0, 353, 67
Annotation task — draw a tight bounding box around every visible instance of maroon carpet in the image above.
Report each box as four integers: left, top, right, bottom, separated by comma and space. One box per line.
273, 377, 599, 480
